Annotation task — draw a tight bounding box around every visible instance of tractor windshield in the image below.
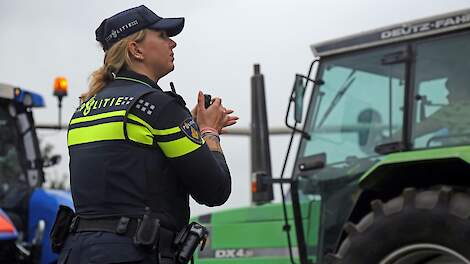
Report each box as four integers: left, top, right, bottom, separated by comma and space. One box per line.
298, 45, 406, 185
0, 104, 24, 194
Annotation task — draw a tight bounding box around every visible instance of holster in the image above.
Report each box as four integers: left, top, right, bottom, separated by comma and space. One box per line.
174, 222, 209, 264
49, 205, 75, 253
133, 214, 160, 249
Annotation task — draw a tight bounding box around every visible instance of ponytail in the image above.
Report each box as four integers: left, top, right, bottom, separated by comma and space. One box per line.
82, 29, 149, 101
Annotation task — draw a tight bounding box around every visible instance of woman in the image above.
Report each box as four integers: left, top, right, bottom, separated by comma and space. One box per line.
60, 5, 237, 264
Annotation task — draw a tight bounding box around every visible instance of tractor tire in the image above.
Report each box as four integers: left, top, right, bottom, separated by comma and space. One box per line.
329, 186, 470, 264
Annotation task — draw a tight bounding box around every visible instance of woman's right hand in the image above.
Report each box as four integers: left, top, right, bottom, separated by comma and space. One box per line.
195, 91, 226, 132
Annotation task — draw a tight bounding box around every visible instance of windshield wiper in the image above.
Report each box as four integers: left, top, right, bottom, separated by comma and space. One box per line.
317, 70, 356, 128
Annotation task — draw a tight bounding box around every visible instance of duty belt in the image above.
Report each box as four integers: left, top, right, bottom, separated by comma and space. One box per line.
71, 216, 176, 257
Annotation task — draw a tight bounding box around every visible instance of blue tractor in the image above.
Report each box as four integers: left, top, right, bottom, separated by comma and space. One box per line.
0, 82, 73, 263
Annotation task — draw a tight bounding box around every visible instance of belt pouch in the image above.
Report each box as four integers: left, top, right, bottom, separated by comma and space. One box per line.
49, 205, 75, 253
134, 214, 160, 248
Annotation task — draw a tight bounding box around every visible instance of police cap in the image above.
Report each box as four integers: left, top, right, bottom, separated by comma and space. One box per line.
95, 5, 185, 51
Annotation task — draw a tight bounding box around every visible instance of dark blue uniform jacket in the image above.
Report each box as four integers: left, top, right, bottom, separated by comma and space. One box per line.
67, 69, 231, 231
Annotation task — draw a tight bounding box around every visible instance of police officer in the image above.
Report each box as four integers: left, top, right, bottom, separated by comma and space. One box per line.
59, 5, 236, 264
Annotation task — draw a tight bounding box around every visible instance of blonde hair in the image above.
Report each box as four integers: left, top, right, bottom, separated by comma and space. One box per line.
82, 29, 149, 101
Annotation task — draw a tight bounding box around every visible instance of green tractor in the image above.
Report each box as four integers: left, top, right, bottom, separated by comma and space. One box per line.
194, 8, 470, 264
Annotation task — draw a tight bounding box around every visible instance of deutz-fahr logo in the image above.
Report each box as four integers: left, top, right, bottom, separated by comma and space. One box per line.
381, 13, 470, 40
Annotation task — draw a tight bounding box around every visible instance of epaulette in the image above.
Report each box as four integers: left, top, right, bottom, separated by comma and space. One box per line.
164, 90, 186, 107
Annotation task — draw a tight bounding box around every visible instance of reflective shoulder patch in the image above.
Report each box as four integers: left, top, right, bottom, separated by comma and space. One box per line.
179, 118, 203, 144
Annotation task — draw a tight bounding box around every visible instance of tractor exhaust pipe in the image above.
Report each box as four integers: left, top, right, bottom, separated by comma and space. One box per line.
250, 64, 274, 204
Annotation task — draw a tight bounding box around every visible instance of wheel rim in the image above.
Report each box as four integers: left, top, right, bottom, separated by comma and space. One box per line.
379, 243, 470, 264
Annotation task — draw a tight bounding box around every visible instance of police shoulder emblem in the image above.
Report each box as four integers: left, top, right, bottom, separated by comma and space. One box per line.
180, 118, 203, 144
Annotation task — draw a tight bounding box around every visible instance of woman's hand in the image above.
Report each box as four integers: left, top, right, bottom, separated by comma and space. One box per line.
219, 108, 238, 134
194, 91, 238, 133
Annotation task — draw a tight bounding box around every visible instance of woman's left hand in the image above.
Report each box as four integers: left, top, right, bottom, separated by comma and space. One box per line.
192, 96, 239, 134
219, 107, 239, 134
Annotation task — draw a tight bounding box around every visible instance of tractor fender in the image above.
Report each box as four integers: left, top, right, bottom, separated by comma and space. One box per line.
360, 145, 470, 194
337, 147, 470, 252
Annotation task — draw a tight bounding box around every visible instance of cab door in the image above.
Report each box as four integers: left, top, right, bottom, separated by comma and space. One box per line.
293, 44, 408, 261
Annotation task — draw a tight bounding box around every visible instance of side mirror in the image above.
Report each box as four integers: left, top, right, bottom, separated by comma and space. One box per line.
43, 154, 61, 168
294, 75, 306, 123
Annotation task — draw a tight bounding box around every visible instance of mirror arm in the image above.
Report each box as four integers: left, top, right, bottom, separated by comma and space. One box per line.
296, 74, 325, 85
286, 123, 311, 140
263, 177, 295, 185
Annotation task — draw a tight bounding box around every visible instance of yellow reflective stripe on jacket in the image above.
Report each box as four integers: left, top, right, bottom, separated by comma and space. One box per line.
127, 114, 157, 134
127, 123, 153, 145
70, 110, 126, 125
68, 110, 186, 148
68, 122, 153, 146
155, 126, 182, 136
68, 122, 124, 146
157, 137, 202, 158
128, 114, 181, 136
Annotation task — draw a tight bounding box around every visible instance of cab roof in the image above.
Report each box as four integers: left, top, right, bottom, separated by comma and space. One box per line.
311, 8, 470, 57
0, 83, 45, 107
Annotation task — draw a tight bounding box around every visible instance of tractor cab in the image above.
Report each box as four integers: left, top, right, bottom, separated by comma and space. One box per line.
0, 82, 72, 264
0, 83, 46, 234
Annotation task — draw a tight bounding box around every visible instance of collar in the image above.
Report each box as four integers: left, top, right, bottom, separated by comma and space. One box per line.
115, 69, 162, 91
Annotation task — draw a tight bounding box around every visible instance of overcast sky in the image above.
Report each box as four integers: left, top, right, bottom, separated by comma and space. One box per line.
1, 0, 470, 216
